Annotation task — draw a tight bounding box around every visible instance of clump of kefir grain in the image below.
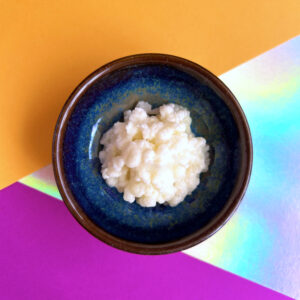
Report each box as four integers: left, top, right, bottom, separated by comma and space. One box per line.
99, 101, 210, 207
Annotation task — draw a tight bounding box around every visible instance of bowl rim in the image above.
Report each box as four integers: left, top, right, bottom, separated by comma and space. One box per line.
53, 53, 253, 255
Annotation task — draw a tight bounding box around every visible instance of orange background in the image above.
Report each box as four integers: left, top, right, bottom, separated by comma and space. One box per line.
1, 0, 299, 188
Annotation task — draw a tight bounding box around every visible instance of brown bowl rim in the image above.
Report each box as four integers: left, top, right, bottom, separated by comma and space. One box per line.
53, 53, 253, 255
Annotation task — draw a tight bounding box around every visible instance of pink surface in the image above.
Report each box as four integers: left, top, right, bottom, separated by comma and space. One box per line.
0, 183, 291, 300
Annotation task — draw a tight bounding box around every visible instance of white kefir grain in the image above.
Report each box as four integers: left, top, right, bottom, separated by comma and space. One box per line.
99, 101, 210, 207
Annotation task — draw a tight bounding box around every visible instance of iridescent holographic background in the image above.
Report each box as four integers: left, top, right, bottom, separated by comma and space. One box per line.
19, 36, 300, 299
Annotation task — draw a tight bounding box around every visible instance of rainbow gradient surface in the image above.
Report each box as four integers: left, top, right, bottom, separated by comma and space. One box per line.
19, 36, 300, 298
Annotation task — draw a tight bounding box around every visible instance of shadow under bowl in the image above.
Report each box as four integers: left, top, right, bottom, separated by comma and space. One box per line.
53, 54, 252, 254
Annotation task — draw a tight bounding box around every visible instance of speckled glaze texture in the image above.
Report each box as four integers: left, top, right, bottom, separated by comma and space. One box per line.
53, 54, 252, 254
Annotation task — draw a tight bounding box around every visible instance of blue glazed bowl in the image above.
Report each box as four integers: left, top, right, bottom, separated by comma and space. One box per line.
53, 54, 252, 254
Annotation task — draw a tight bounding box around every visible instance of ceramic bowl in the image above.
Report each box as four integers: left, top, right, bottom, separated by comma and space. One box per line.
53, 54, 252, 254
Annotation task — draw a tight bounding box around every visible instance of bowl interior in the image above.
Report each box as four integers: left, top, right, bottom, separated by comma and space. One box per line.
62, 63, 242, 244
